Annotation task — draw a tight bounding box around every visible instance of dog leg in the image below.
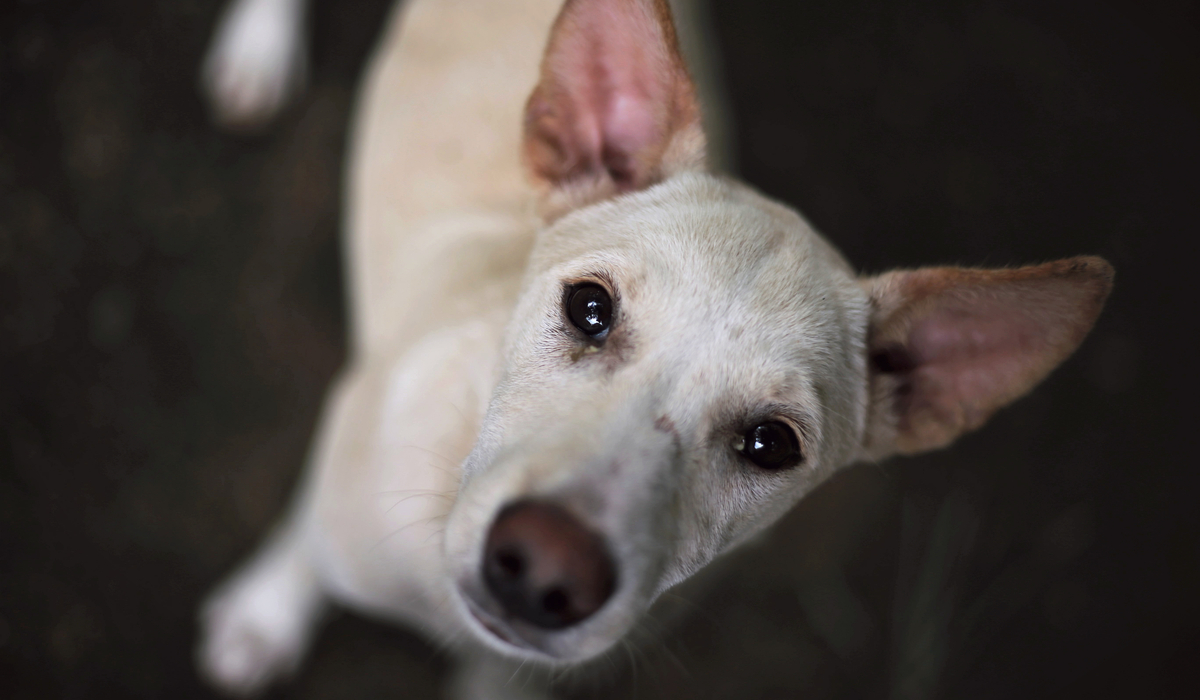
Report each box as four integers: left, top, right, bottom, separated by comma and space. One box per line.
201, 0, 309, 129
197, 510, 326, 696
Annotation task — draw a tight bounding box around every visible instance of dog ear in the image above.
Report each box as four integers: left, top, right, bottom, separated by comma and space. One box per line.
860, 256, 1113, 458
523, 0, 706, 212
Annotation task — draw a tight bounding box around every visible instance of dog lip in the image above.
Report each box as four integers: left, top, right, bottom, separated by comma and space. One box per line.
462, 596, 541, 653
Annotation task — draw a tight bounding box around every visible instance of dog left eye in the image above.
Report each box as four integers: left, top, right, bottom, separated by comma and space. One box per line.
566, 284, 612, 337
736, 421, 803, 470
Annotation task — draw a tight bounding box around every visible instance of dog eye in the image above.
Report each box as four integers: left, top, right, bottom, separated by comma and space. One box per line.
566, 284, 612, 337
736, 421, 803, 470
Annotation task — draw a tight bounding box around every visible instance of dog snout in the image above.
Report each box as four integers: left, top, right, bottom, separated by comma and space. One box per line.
482, 500, 616, 630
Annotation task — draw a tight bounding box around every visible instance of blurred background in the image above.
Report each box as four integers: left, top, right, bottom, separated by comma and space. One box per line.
0, 0, 1195, 697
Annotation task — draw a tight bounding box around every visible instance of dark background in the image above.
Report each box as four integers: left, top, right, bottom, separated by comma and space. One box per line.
0, 0, 1195, 697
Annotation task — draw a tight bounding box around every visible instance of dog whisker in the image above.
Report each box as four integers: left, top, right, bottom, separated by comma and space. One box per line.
394, 443, 460, 467
370, 514, 447, 552
381, 491, 454, 516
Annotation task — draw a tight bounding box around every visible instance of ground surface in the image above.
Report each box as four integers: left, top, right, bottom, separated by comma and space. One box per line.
1, 0, 1196, 698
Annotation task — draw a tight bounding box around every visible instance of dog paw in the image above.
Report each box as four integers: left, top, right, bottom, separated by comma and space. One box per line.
201, 0, 306, 130
196, 575, 312, 696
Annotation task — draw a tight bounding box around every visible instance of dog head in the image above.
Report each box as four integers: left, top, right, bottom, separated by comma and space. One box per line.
444, 0, 1112, 663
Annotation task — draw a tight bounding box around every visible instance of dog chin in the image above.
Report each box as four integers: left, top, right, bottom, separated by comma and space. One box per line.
450, 580, 550, 658
451, 581, 624, 665
462, 598, 551, 657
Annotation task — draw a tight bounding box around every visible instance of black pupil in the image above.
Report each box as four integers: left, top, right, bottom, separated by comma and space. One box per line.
567, 285, 612, 336
743, 422, 801, 470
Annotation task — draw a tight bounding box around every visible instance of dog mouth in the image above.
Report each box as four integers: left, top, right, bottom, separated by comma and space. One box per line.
460, 593, 544, 655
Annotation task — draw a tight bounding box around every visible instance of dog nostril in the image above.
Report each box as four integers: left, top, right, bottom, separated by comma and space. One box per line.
541, 588, 568, 614
494, 548, 524, 579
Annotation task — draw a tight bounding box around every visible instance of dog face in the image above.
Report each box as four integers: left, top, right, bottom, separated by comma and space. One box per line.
444, 0, 1112, 663
447, 173, 871, 660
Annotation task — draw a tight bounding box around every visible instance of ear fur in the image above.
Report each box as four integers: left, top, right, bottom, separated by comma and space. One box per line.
860, 256, 1114, 458
523, 0, 706, 217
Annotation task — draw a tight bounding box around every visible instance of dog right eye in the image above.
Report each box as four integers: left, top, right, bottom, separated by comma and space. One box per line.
566, 284, 612, 337
734, 421, 803, 470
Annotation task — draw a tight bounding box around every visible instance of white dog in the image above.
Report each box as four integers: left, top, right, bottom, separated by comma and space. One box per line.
196, 0, 1113, 696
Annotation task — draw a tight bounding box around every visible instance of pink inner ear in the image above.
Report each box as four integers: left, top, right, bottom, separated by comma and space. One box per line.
867, 257, 1113, 453
602, 92, 661, 180
562, 2, 676, 179
527, 0, 697, 189
908, 302, 1043, 415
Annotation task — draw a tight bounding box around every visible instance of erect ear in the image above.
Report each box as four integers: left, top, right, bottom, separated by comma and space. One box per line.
523, 0, 706, 214
860, 256, 1114, 458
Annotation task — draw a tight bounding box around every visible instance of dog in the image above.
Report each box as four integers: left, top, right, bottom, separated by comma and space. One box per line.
196, 0, 1114, 696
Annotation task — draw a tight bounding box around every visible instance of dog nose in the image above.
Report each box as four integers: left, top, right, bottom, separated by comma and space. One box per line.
482, 500, 617, 629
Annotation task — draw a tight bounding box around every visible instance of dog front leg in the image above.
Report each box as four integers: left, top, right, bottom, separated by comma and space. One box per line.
197, 507, 327, 696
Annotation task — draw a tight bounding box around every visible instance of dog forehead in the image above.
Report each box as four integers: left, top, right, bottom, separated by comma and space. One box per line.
531, 173, 861, 422
531, 173, 865, 352
536, 173, 850, 310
